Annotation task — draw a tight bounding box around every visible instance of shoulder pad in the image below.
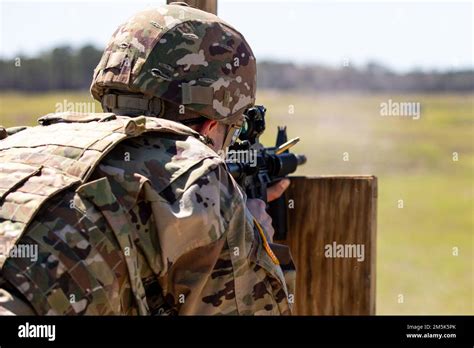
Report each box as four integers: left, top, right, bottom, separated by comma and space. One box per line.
0, 112, 204, 267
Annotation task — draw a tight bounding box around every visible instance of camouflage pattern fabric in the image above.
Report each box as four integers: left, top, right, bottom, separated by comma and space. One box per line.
0, 288, 36, 315
0, 113, 295, 315
90, 2, 257, 123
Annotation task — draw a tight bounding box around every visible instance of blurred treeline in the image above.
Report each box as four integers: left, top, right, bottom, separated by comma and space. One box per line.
1, 45, 473, 92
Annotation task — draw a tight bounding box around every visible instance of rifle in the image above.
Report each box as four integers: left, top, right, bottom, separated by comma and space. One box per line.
226, 105, 306, 240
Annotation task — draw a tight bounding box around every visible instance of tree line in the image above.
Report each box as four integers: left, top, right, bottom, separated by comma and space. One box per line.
1, 45, 473, 92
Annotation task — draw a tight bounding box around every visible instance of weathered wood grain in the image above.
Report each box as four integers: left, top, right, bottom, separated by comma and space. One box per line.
277, 176, 377, 315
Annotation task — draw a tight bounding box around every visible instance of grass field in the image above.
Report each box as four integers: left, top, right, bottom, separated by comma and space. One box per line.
1, 91, 473, 314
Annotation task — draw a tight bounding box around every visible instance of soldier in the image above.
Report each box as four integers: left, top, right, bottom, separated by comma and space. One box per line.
0, 2, 295, 315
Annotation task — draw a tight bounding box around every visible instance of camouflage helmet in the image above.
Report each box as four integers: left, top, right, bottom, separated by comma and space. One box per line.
90, 2, 257, 124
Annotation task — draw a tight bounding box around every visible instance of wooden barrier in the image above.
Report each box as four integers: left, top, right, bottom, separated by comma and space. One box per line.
277, 176, 377, 315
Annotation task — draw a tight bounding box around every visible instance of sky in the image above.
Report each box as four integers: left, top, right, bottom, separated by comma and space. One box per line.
0, 0, 472, 72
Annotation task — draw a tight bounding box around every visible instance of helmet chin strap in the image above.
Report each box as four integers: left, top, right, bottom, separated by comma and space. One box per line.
221, 119, 243, 151
221, 125, 235, 151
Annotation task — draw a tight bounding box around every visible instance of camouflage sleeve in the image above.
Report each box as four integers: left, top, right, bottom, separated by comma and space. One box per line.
153, 162, 295, 315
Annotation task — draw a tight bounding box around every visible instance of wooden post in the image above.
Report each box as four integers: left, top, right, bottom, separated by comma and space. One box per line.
167, 0, 218, 15
278, 176, 377, 315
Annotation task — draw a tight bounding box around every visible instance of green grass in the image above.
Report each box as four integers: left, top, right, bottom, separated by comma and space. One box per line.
0, 91, 101, 128
1, 90, 473, 314
378, 175, 473, 314
257, 92, 474, 314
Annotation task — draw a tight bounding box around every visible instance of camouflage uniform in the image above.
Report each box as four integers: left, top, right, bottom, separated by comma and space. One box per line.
0, 3, 295, 315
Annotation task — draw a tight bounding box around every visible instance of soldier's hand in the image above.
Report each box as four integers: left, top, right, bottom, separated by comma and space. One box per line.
267, 178, 290, 202
247, 179, 290, 242
247, 199, 275, 242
